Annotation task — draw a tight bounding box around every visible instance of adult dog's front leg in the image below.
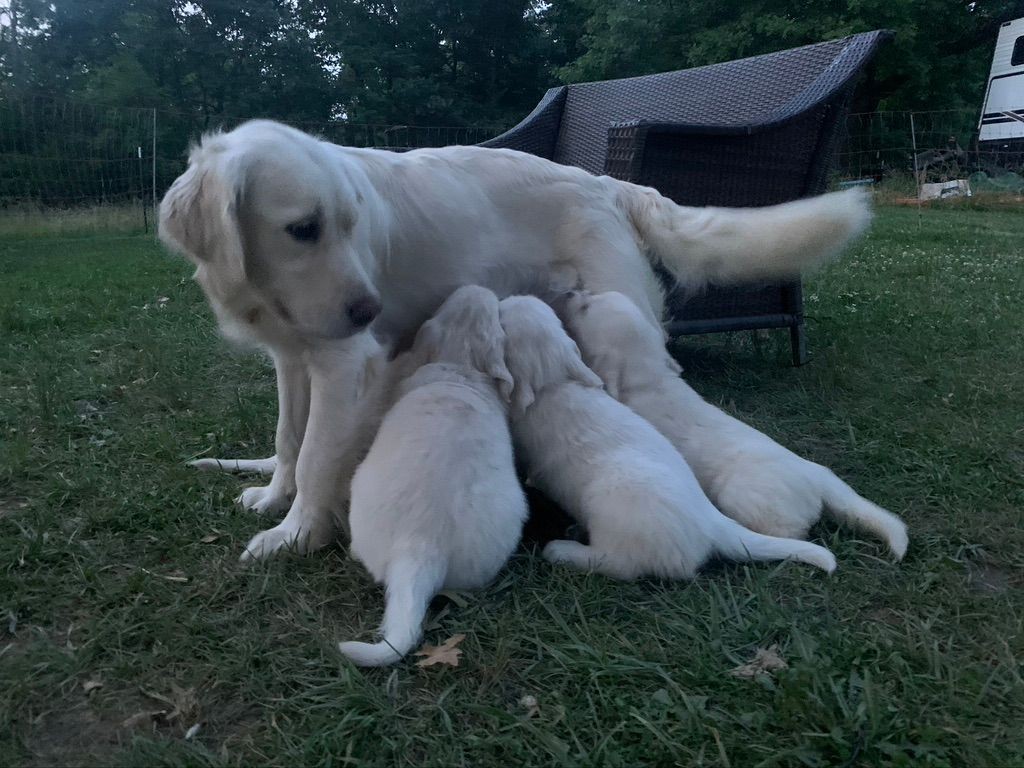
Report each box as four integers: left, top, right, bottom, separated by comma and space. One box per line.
241, 336, 376, 560
236, 352, 310, 516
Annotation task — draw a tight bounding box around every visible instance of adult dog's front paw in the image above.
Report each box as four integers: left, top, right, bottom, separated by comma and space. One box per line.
236, 482, 293, 516
239, 521, 333, 562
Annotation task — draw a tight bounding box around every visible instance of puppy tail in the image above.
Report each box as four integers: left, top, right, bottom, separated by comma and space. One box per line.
618, 184, 871, 290
714, 517, 837, 574
187, 455, 278, 475
816, 467, 909, 560
338, 557, 445, 667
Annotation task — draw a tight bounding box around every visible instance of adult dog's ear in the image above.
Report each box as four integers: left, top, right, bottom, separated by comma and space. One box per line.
158, 149, 246, 273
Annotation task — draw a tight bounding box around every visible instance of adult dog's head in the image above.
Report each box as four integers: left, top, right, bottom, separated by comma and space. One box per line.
410, 286, 513, 392
498, 295, 603, 414
159, 120, 382, 346
555, 290, 681, 398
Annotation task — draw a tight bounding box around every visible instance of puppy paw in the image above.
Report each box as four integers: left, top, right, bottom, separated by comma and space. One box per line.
236, 483, 293, 516
542, 539, 589, 566
239, 522, 332, 562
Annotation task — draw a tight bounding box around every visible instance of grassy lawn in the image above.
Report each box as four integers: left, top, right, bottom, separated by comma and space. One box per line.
1, 205, 1022, 767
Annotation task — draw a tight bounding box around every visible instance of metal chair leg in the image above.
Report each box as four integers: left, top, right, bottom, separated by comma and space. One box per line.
790, 321, 808, 366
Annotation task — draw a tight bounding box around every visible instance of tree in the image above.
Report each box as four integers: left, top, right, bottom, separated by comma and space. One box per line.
556, 0, 1024, 112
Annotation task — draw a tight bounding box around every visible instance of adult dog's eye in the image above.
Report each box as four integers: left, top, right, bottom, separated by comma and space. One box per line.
285, 217, 320, 243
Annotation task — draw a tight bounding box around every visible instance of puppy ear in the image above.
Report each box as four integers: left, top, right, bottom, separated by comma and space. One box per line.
565, 340, 604, 390
600, 363, 623, 400
510, 381, 535, 415
410, 317, 442, 360
472, 320, 516, 401
483, 351, 515, 403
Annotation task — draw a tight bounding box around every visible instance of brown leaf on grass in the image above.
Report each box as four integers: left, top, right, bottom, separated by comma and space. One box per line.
140, 683, 199, 722
729, 644, 788, 679
82, 680, 103, 695
519, 694, 540, 718
199, 533, 220, 544
139, 567, 189, 583
414, 633, 466, 668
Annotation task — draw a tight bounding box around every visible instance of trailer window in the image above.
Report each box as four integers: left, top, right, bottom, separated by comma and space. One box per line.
1013, 36, 1024, 67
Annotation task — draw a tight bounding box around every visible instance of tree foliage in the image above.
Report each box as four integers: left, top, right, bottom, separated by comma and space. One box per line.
2, 0, 1022, 125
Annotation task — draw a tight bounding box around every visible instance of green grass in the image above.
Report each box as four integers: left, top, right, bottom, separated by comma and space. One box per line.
0, 203, 151, 239
2, 206, 1022, 767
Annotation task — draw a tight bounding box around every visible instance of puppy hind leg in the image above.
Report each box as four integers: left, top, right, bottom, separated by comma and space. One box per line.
542, 540, 637, 580
339, 558, 446, 667
714, 516, 837, 574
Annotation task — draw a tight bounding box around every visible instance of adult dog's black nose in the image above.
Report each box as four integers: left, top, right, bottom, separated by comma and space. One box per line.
346, 296, 381, 328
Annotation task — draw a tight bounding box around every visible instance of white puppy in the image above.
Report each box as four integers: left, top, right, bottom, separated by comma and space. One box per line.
557, 290, 908, 559
498, 296, 836, 580
158, 119, 871, 558
339, 287, 527, 666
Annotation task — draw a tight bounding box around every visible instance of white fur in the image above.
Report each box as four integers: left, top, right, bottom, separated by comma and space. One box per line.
499, 296, 836, 580
339, 287, 526, 666
188, 456, 277, 475
159, 119, 870, 557
559, 290, 908, 560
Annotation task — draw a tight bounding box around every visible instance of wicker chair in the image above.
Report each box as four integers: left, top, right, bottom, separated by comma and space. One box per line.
481, 30, 892, 365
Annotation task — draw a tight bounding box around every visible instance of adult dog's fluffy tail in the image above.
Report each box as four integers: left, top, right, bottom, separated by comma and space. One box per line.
815, 466, 909, 560
715, 517, 838, 574
338, 558, 445, 667
618, 185, 871, 289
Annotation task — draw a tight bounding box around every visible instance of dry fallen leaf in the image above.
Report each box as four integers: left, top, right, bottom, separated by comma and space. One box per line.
414, 633, 466, 668
519, 694, 540, 718
199, 533, 220, 544
82, 680, 103, 695
122, 710, 166, 729
139, 568, 189, 583
141, 683, 199, 722
729, 644, 788, 679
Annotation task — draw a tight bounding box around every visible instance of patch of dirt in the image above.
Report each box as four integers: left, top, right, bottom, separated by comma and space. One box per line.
866, 607, 906, 626
0, 496, 30, 518
21, 706, 126, 768
966, 562, 1018, 594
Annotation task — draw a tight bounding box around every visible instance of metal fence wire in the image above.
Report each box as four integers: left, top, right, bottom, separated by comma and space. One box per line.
836, 109, 1023, 184
0, 95, 1020, 235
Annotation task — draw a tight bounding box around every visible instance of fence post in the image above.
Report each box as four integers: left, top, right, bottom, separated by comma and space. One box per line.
152, 108, 158, 239
909, 111, 922, 227
138, 145, 148, 232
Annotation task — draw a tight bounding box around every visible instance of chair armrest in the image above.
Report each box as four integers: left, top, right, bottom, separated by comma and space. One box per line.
478, 87, 567, 159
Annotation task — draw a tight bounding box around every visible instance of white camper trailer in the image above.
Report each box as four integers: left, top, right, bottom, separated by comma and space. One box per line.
979, 17, 1024, 145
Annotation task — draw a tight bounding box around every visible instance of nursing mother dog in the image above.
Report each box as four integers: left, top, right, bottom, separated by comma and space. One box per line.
159, 119, 871, 560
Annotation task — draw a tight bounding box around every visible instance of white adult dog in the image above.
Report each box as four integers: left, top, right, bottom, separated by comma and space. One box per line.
498, 296, 837, 580
340, 287, 526, 666
159, 119, 870, 559
556, 290, 909, 559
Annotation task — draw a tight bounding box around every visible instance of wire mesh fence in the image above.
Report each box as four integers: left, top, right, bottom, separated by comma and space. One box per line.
0, 94, 503, 237
1, 94, 1021, 239
835, 108, 1024, 187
